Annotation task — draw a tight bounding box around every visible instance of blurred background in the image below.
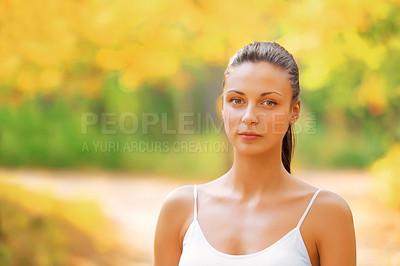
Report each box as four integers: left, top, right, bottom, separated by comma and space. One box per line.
0, 0, 399, 265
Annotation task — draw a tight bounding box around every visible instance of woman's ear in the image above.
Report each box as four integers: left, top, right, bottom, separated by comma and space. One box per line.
289, 99, 300, 125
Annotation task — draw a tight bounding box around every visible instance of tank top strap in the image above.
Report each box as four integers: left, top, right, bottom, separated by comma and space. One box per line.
296, 189, 323, 229
193, 184, 198, 221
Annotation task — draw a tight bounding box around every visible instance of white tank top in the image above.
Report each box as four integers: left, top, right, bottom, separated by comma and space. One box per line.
179, 184, 323, 266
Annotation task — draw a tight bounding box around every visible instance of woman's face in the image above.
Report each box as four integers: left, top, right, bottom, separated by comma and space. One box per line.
222, 61, 300, 155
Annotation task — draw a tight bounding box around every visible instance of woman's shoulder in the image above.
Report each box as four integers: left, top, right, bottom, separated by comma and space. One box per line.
313, 189, 353, 217
289, 176, 354, 232
154, 184, 197, 261
160, 184, 195, 215
309, 189, 356, 262
157, 184, 197, 243
299, 181, 353, 222
309, 188, 355, 242
290, 175, 351, 209
156, 185, 195, 227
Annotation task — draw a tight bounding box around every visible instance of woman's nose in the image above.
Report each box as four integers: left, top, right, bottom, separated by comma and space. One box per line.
241, 105, 259, 125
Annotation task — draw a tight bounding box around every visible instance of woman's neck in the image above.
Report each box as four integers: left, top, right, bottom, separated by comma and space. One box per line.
222, 145, 290, 202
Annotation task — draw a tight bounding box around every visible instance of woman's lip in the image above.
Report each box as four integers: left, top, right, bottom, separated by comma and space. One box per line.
238, 134, 261, 140
238, 133, 261, 136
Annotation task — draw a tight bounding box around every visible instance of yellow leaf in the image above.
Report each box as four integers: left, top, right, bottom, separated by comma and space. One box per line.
357, 74, 386, 116
119, 68, 141, 91
170, 69, 193, 92
17, 70, 37, 94
39, 69, 63, 89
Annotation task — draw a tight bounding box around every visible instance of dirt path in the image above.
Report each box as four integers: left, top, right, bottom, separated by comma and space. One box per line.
1, 168, 399, 266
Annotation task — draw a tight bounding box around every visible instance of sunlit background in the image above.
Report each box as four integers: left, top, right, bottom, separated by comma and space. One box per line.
0, 0, 399, 265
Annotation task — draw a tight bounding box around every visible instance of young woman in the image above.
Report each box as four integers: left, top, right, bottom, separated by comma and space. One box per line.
153, 41, 357, 266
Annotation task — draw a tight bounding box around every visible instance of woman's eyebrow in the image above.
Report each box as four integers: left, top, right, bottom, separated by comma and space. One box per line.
226, 89, 282, 96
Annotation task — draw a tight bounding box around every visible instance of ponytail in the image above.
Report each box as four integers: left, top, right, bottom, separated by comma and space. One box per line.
282, 124, 295, 173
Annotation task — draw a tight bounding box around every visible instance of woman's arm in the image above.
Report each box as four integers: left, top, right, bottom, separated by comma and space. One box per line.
314, 191, 357, 266
153, 185, 192, 266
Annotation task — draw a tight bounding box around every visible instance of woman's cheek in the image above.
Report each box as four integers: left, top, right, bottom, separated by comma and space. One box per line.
269, 112, 290, 135
223, 112, 241, 136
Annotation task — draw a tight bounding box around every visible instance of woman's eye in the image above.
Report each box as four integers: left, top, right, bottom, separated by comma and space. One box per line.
263, 100, 277, 106
229, 98, 244, 104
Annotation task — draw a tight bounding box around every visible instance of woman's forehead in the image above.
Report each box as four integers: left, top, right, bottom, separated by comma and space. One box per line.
223, 62, 292, 96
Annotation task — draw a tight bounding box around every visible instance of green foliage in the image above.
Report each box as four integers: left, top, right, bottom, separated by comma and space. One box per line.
0, 86, 229, 178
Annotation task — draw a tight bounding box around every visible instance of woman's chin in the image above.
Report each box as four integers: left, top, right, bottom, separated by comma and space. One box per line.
233, 145, 269, 156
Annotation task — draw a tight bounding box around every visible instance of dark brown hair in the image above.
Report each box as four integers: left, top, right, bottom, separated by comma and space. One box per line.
222, 41, 300, 173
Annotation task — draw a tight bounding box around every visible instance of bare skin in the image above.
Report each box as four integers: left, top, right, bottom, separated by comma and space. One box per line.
154, 62, 357, 266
